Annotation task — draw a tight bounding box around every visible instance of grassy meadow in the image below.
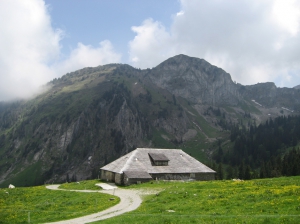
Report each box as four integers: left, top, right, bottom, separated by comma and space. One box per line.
0, 185, 119, 223
59, 179, 103, 190
0, 177, 299, 223
95, 176, 300, 224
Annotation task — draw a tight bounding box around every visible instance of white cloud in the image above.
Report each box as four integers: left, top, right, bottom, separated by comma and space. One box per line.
129, 0, 300, 87
271, 0, 300, 36
0, 0, 121, 101
176, 11, 184, 16
2, 0, 300, 102
129, 18, 173, 68
54, 41, 121, 76
0, 0, 61, 100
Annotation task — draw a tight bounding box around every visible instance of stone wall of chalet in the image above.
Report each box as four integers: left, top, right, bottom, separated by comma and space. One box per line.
151, 172, 215, 181
101, 170, 215, 185
100, 170, 115, 182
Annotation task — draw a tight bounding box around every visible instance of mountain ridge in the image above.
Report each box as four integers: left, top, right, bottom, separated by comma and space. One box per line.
0, 54, 299, 187
147, 54, 240, 105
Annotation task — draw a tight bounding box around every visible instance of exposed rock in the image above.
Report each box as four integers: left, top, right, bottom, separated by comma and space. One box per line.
147, 54, 240, 106
182, 129, 197, 141
239, 82, 300, 110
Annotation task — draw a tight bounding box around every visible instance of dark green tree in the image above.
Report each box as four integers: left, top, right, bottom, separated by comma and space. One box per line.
238, 161, 245, 179
244, 165, 251, 180
217, 163, 224, 180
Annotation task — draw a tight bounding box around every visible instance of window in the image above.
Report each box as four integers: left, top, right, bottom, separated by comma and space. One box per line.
148, 153, 169, 166
154, 161, 168, 166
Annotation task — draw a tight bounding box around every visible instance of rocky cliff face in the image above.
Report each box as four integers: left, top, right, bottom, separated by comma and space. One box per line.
0, 81, 151, 184
239, 82, 300, 110
238, 82, 278, 106
0, 62, 193, 186
146, 54, 240, 106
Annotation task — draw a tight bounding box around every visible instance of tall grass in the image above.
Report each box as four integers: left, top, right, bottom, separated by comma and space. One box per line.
95, 176, 300, 223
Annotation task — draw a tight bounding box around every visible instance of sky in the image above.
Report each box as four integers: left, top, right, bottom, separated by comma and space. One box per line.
1, 0, 300, 101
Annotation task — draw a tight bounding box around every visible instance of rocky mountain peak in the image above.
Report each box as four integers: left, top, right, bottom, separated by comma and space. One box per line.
147, 54, 239, 105
155, 54, 229, 79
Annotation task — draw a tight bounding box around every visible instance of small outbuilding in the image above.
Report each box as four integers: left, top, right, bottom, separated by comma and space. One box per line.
100, 148, 216, 185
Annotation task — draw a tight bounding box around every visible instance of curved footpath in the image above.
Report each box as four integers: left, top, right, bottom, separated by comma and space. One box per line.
44, 184, 142, 224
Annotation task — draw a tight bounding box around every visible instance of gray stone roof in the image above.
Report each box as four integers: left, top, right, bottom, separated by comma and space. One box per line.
101, 148, 216, 174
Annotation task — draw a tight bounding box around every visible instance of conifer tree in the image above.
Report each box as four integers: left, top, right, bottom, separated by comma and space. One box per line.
244, 165, 251, 180
260, 162, 266, 178
217, 163, 224, 180
226, 166, 234, 180
238, 161, 245, 179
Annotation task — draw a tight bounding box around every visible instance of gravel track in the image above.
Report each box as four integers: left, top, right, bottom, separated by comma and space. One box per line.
44, 184, 142, 224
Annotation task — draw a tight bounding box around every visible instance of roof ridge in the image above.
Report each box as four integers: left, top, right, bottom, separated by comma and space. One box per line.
120, 149, 138, 173
137, 148, 180, 150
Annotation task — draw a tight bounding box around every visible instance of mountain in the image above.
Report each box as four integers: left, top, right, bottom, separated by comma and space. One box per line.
147, 54, 240, 105
0, 54, 299, 187
239, 82, 300, 110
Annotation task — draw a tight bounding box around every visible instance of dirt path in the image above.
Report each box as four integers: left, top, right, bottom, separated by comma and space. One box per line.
44, 184, 142, 224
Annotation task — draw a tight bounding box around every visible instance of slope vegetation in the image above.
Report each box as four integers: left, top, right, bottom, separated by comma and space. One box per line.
0, 55, 299, 186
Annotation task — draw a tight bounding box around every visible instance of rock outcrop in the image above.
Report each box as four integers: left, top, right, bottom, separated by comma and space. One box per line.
147, 54, 240, 105
239, 82, 300, 110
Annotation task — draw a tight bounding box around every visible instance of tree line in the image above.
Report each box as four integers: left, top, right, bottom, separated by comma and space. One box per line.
213, 115, 300, 180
